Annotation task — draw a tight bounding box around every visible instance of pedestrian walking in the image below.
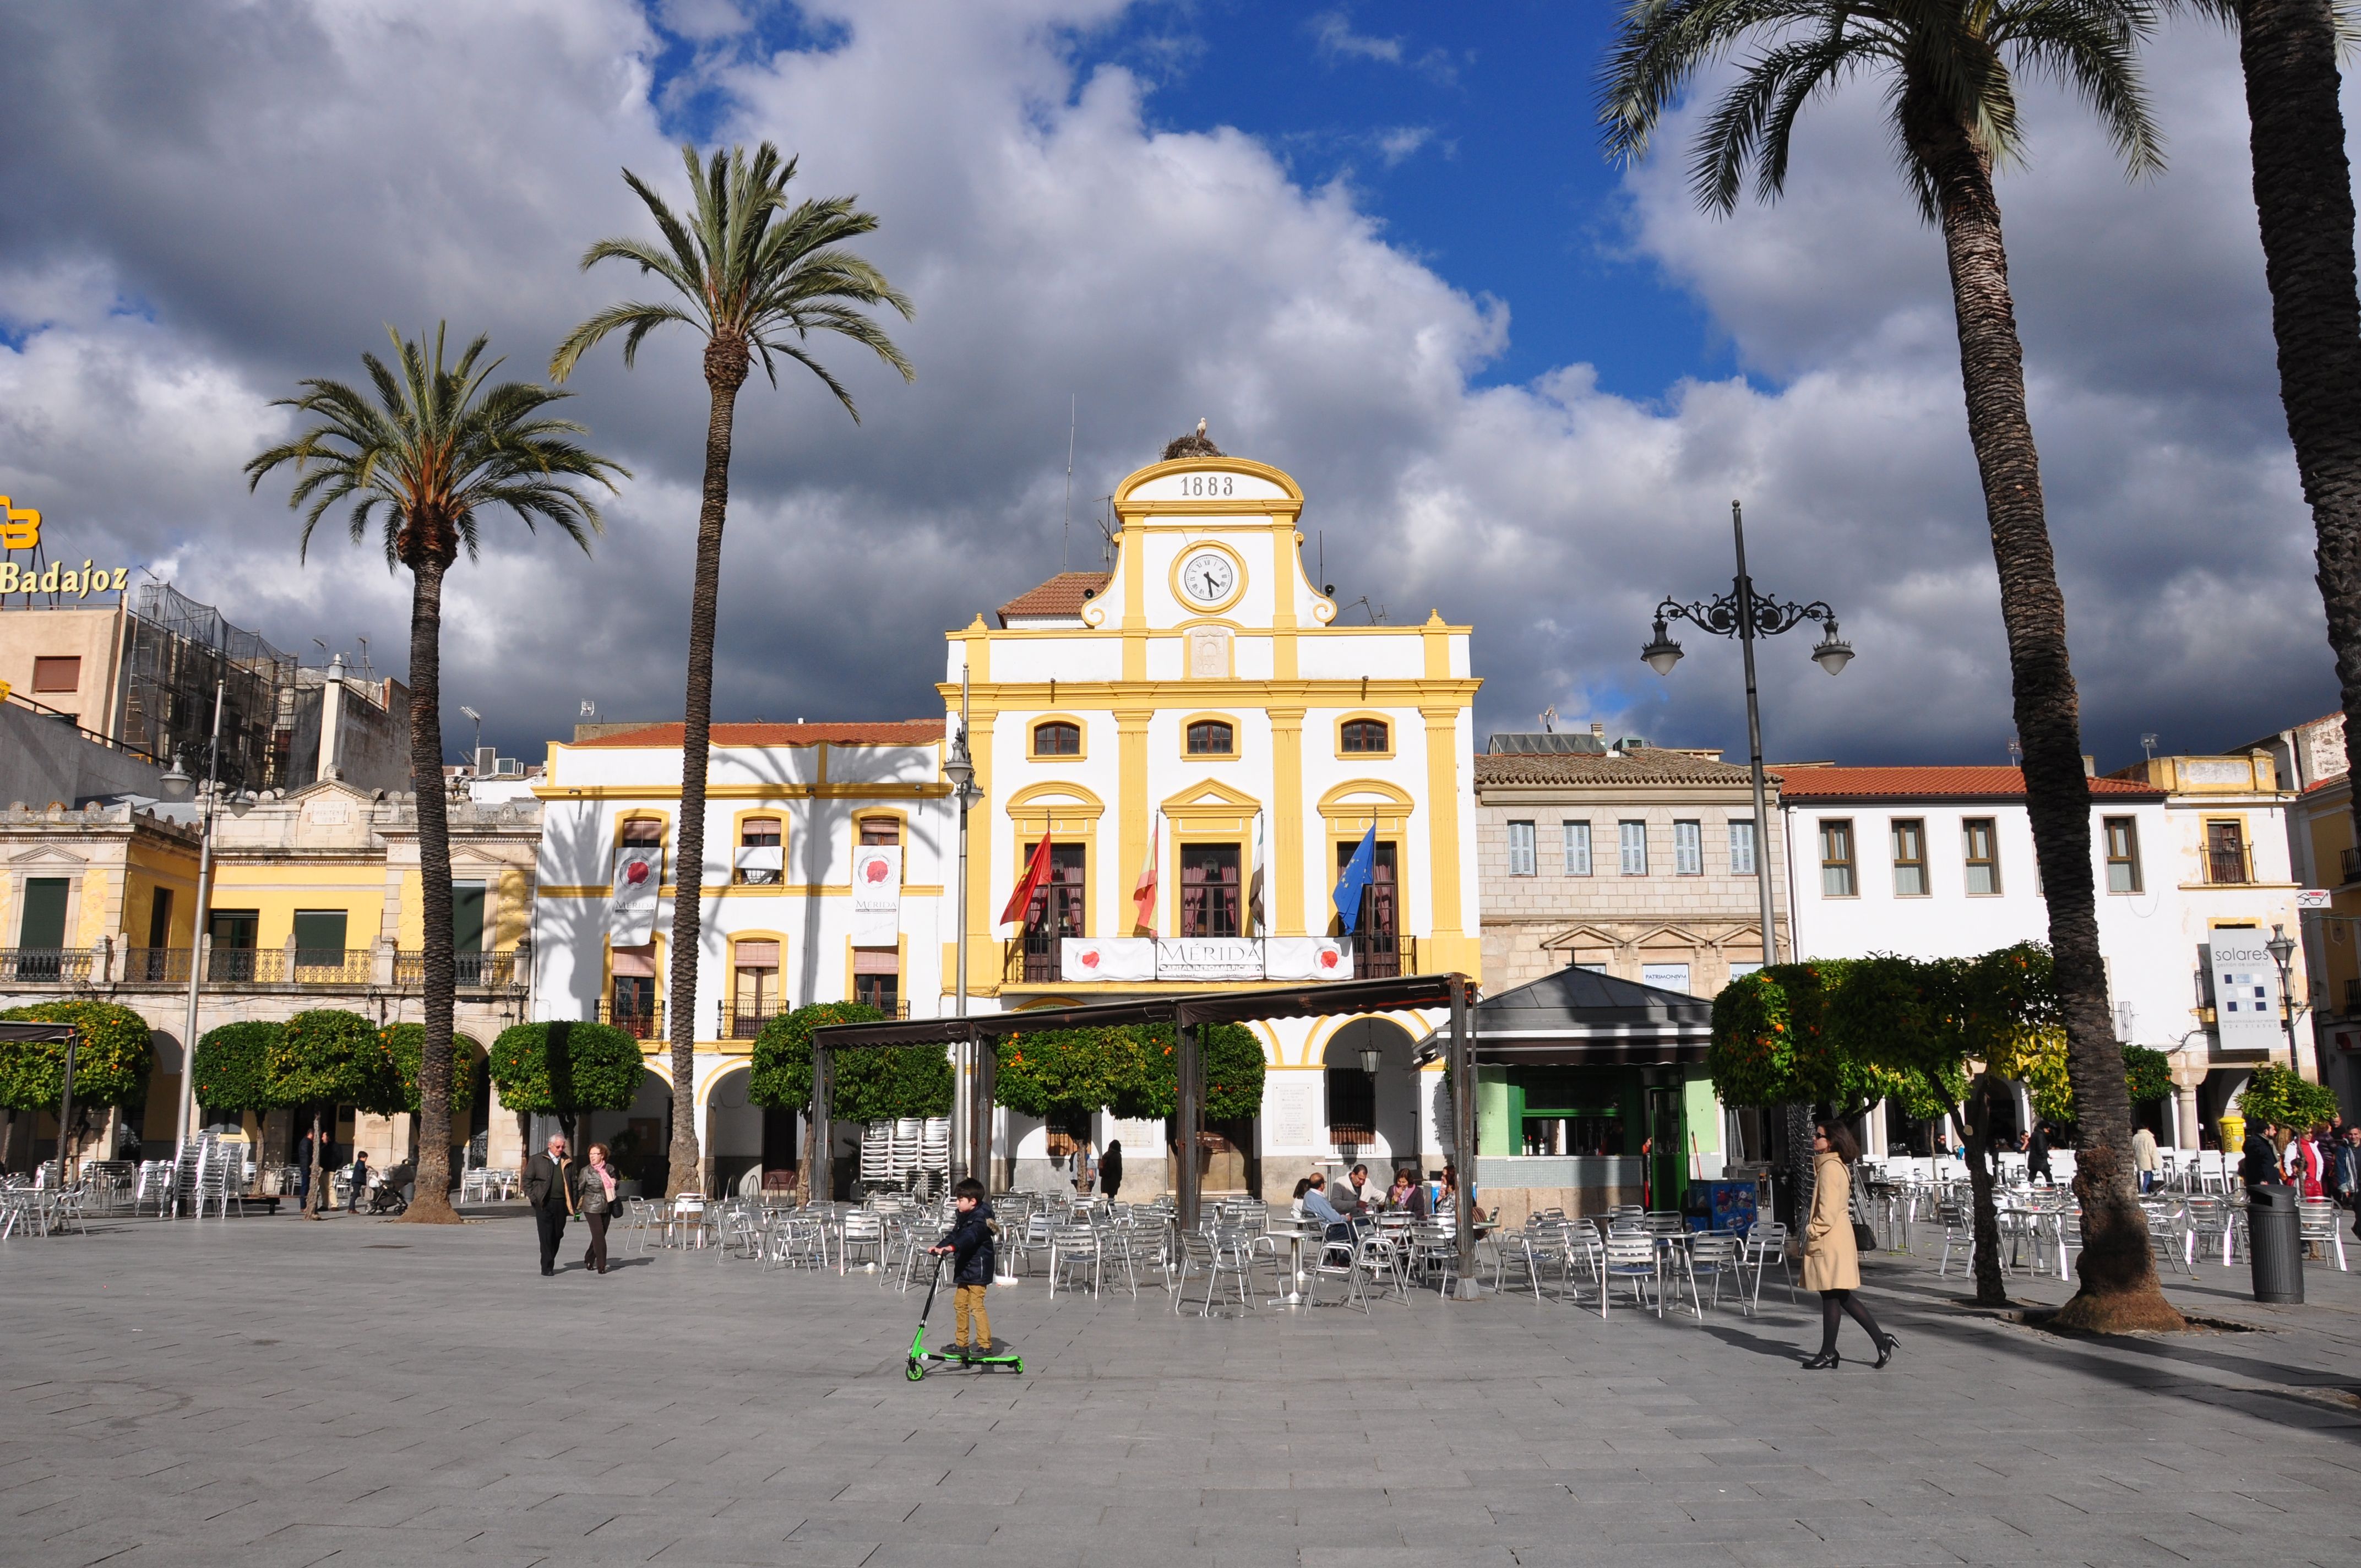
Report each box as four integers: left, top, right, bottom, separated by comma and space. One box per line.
2291, 1124, 2325, 1201
2131, 1125, 2159, 1194
1100, 1139, 1123, 1202
2240, 1120, 2280, 1189
2338, 1127, 2361, 1238
578, 1142, 617, 1275
524, 1134, 576, 1276
2025, 1120, 2054, 1186
1801, 1119, 1897, 1371
346, 1149, 369, 1212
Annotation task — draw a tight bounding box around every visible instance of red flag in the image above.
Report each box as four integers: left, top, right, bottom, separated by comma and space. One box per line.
999, 830, 1057, 929
1132, 815, 1160, 935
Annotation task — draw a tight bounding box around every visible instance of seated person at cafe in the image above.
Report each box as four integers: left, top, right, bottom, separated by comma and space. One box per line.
1300, 1172, 1352, 1240
1335, 1163, 1386, 1213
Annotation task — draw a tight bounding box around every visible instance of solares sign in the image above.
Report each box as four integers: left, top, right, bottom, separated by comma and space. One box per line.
0, 496, 132, 600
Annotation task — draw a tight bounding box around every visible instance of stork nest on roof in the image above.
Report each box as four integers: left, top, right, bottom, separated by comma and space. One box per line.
1161, 430, 1223, 460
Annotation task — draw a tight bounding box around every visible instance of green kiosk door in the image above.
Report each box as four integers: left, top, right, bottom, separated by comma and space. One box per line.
1646, 1085, 1685, 1211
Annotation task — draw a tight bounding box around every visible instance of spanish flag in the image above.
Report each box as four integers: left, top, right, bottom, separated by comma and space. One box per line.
999, 828, 1057, 931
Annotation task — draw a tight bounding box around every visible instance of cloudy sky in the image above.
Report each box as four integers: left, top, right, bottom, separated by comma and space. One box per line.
0, 0, 2343, 767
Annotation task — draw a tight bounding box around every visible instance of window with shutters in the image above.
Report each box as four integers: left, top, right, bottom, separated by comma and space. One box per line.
1563, 821, 1591, 876
1728, 819, 1756, 876
735, 815, 782, 884
859, 817, 900, 845
1674, 820, 1702, 876
1891, 819, 1928, 896
1619, 821, 1648, 876
1506, 820, 1536, 876
1820, 820, 1856, 897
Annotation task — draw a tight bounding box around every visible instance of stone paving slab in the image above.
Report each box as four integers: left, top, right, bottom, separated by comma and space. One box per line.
3, 1211, 2361, 1566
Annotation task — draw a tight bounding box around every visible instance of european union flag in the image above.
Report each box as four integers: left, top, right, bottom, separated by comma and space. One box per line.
1333, 824, 1377, 935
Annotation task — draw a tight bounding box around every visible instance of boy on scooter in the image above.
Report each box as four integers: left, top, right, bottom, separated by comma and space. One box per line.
929, 1178, 999, 1362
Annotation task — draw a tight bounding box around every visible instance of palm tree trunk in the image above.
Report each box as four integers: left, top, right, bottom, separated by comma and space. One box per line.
1914, 96, 2184, 1332
403, 555, 461, 1223
307, 1104, 325, 1219
2235, 0, 2361, 857
663, 336, 752, 1199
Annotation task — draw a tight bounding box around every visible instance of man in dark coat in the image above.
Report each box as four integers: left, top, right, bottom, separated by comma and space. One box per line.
523, 1134, 576, 1276
2024, 1121, 2054, 1185
1100, 1140, 1123, 1202
2242, 1121, 2281, 1190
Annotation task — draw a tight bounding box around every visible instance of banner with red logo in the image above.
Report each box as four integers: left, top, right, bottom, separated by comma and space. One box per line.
852, 845, 902, 945
1053, 937, 1352, 983
611, 843, 662, 945
1265, 938, 1352, 982
1060, 937, 1156, 982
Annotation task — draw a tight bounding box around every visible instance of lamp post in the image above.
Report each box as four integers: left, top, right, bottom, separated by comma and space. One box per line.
163, 681, 258, 1204
942, 666, 983, 1183
1642, 500, 1853, 972
2266, 923, 2300, 1062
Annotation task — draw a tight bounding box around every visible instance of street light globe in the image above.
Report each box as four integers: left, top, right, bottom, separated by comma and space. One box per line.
2266, 923, 2295, 972
1810, 623, 1855, 676
157, 754, 192, 799
1640, 619, 1684, 677
943, 731, 975, 794
228, 790, 258, 818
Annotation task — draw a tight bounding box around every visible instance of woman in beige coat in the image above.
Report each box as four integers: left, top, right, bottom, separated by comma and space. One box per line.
1801, 1120, 1896, 1370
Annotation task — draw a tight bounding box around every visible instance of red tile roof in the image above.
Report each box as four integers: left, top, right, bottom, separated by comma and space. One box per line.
573, 720, 946, 749
997, 571, 1112, 625
1776, 766, 2164, 802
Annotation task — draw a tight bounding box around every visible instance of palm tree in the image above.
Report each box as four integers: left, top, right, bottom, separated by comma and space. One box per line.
1602, 0, 2186, 1331
247, 325, 625, 1224
2194, 0, 2361, 860
551, 143, 913, 1198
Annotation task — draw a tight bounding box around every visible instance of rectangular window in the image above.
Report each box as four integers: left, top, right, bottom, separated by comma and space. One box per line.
30, 656, 79, 693
1619, 821, 1648, 876
859, 818, 900, 846
1820, 819, 1857, 897
2205, 820, 2249, 885
1963, 818, 2001, 895
734, 940, 780, 1026
736, 816, 782, 885
1180, 844, 1243, 937
621, 818, 662, 843
291, 908, 348, 968
1891, 819, 1928, 896
1016, 843, 1087, 982
1673, 820, 1702, 876
145, 886, 173, 949
1729, 961, 1762, 981
1506, 820, 1536, 876
451, 881, 486, 955
1563, 821, 1591, 876
17, 876, 68, 948
2104, 816, 2142, 893
854, 969, 900, 1013
1334, 839, 1399, 959
1728, 819, 1756, 877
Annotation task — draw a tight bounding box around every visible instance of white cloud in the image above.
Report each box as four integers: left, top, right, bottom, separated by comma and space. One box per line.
0, 2, 2337, 769
1309, 10, 1403, 66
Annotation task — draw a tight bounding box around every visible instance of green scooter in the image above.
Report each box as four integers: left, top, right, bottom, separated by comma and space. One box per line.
905, 1253, 1022, 1380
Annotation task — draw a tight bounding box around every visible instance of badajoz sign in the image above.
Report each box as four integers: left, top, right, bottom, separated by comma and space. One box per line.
0, 496, 132, 598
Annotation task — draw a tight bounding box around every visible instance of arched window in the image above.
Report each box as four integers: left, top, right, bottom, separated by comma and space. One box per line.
1033, 721, 1081, 756
1341, 718, 1389, 753
1187, 720, 1235, 756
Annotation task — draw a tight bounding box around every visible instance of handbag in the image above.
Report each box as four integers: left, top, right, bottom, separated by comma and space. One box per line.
1848, 1167, 1877, 1253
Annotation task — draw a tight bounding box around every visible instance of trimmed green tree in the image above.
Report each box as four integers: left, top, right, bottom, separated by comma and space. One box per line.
486, 1021, 644, 1174
191, 1020, 284, 1141
0, 1001, 155, 1173
2237, 1063, 2341, 1134
267, 1009, 401, 1218
750, 1003, 947, 1193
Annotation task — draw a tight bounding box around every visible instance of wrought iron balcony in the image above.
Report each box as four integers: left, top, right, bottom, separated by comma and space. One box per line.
0, 949, 95, 984
599, 999, 664, 1040
2204, 846, 2255, 886
2343, 846, 2361, 885
394, 950, 521, 990
121, 947, 193, 985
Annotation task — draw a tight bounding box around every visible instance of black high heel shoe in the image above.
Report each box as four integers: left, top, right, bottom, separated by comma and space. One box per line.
1800, 1349, 1840, 1370
1872, 1333, 1900, 1370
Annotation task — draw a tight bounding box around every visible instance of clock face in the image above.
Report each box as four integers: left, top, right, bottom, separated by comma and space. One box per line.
1180, 550, 1236, 605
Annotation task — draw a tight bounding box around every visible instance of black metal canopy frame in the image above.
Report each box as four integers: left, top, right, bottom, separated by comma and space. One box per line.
808, 973, 1482, 1288
0, 1021, 82, 1184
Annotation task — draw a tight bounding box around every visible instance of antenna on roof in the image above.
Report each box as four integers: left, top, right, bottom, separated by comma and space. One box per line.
2141, 732, 2158, 761
2006, 736, 2023, 765
1096, 493, 1117, 567
1063, 394, 1075, 573
1539, 706, 1557, 734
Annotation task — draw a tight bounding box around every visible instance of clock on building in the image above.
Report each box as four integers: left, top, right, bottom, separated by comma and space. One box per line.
1179, 548, 1237, 606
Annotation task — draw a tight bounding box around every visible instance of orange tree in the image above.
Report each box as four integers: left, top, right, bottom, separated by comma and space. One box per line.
266, 1009, 401, 1218
0, 1000, 155, 1172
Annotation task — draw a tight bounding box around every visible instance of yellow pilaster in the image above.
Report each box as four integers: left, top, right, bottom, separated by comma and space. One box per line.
1269, 706, 1305, 935
1117, 707, 1153, 933
1420, 704, 1464, 943
1271, 526, 1299, 682
1422, 609, 1451, 679
966, 709, 997, 994
1121, 528, 1147, 683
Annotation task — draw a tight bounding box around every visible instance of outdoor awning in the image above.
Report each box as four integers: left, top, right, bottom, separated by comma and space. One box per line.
1412, 966, 1711, 1067
808, 971, 1471, 1050
0, 1022, 76, 1043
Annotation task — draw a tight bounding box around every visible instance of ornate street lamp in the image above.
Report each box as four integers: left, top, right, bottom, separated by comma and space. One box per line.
1644, 500, 1856, 972
2266, 923, 2300, 1060
944, 668, 983, 1183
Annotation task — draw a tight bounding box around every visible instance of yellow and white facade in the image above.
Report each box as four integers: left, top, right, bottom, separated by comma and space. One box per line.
951, 452, 1480, 1195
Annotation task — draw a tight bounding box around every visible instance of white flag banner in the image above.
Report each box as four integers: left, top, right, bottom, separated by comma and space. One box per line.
1061, 937, 1156, 982
851, 845, 902, 945
611, 843, 663, 945
1265, 938, 1352, 982
1154, 937, 1265, 981
2208, 928, 2282, 1051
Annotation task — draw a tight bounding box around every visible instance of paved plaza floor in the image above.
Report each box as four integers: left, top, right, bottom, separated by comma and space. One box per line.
4, 1209, 2360, 1568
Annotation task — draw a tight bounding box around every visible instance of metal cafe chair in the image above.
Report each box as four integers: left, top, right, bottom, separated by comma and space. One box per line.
1600, 1233, 1663, 1319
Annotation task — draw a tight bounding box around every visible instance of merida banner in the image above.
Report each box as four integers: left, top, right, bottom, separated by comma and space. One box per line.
1056, 937, 1353, 983
2207, 927, 2282, 1052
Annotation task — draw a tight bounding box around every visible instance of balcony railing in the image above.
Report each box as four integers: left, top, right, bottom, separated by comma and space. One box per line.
2347, 977, 2361, 1016
121, 947, 193, 985
393, 950, 521, 989
0, 949, 95, 984
290, 948, 374, 984
599, 999, 664, 1040
206, 948, 282, 984
723, 1001, 785, 1040
1002, 934, 1418, 984
2344, 847, 2361, 886
2204, 846, 2255, 886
